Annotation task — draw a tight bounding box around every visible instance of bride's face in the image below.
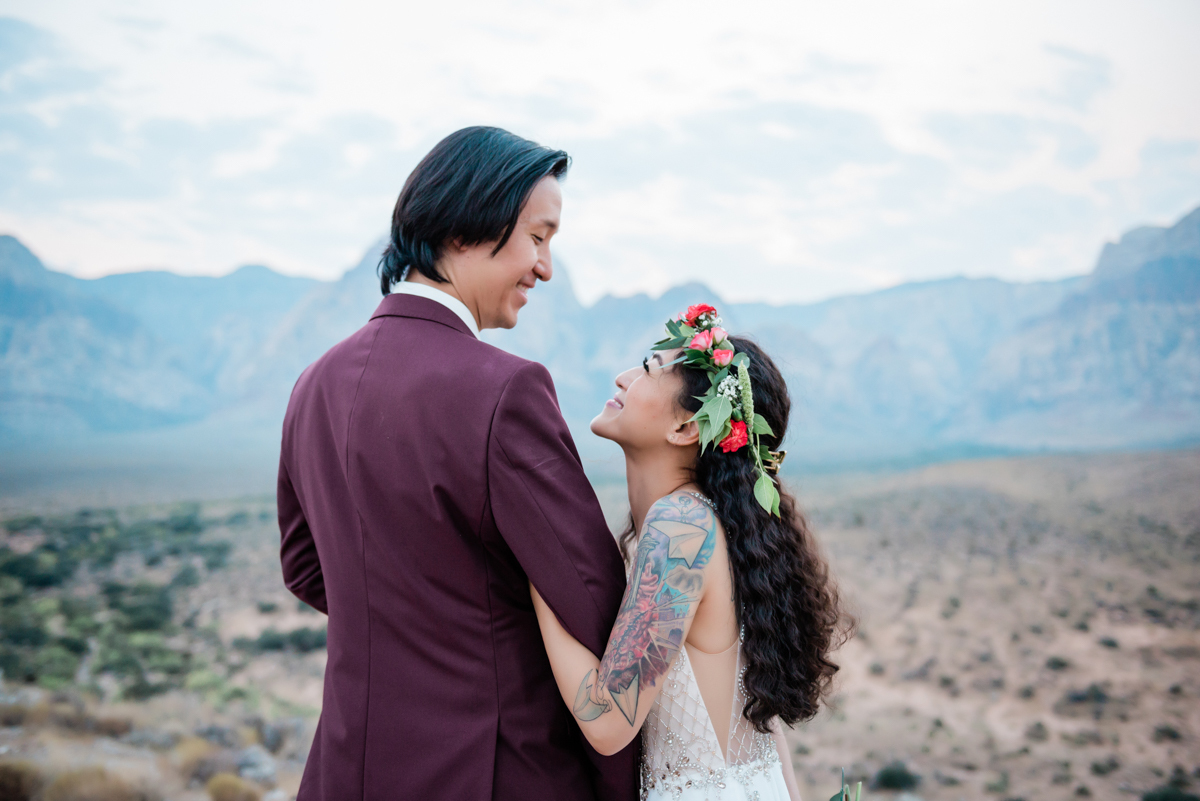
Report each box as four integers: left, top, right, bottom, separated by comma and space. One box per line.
590, 349, 694, 449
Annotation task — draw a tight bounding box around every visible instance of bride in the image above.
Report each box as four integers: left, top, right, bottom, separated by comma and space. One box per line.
532, 304, 853, 800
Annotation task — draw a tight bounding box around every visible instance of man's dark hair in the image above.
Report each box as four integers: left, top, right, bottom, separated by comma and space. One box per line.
378, 126, 570, 295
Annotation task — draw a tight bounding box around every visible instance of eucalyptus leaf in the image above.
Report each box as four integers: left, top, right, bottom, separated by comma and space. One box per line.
754, 473, 775, 512
751, 415, 774, 436
706, 396, 733, 430
732, 352, 750, 368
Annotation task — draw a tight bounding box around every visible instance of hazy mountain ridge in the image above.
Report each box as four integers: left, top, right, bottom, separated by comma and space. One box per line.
1, 206, 1197, 486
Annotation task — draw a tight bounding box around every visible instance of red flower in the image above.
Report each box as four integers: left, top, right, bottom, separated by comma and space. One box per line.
685, 304, 718, 326
719, 421, 749, 453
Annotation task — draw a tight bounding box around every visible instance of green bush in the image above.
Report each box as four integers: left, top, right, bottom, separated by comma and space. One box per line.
1143, 789, 1200, 801
34, 645, 81, 689
104, 583, 173, 632
871, 762, 920, 790
234, 626, 327, 654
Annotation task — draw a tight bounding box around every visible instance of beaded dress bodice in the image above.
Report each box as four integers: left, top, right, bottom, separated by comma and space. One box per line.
640, 638, 780, 799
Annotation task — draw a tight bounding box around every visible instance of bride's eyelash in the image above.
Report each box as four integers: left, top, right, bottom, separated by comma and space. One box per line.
642, 357, 650, 373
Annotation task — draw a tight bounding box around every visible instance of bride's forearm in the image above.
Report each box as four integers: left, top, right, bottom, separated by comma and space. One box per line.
530, 584, 634, 756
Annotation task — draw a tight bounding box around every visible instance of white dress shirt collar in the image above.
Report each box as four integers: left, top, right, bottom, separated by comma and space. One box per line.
392, 280, 480, 339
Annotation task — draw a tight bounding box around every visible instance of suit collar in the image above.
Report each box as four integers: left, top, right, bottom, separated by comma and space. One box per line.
371, 293, 476, 338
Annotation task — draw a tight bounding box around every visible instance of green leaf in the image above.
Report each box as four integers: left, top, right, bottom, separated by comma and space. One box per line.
732, 352, 750, 368
770, 483, 780, 517
705, 396, 733, 430
751, 415, 774, 436
754, 473, 775, 512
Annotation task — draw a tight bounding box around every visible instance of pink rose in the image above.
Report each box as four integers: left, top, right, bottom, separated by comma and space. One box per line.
710, 326, 727, 344
687, 330, 713, 351
719, 421, 749, 453
712, 348, 733, 367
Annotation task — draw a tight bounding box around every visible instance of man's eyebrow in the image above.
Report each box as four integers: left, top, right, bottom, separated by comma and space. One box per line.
536, 217, 559, 232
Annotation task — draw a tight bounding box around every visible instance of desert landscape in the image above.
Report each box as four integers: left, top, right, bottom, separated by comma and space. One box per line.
1, 448, 1197, 801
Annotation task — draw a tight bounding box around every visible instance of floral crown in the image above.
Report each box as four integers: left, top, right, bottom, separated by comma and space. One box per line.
651, 304, 784, 516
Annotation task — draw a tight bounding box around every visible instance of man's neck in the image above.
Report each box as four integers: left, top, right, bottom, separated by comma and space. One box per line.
404, 271, 482, 330
622, 448, 697, 533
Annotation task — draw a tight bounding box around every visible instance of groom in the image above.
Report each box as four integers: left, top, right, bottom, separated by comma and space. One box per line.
277, 127, 637, 800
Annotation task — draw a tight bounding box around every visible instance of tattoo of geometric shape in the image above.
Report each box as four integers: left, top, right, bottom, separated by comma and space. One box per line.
610, 668, 640, 725
650, 520, 710, 567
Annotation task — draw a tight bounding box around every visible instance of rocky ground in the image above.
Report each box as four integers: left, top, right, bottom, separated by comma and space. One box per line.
1, 449, 1197, 800
784, 449, 1200, 801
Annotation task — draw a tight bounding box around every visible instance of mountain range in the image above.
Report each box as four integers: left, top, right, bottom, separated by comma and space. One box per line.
2, 206, 1198, 496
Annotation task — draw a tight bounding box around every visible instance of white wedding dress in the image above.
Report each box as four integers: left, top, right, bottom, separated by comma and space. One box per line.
640, 637, 790, 800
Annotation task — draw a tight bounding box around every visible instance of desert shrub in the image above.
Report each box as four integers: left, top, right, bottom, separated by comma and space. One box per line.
256, 630, 287, 651
1153, 724, 1182, 742
235, 627, 326, 654
172, 565, 200, 588
196, 542, 232, 571
255, 602, 278, 614
0, 547, 76, 588
1046, 656, 1071, 671
0, 761, 43, 801
1091, 756, 1120, 775
41, 767, 141, 801
3, 516, 42, 533
871, 761, 920, 790
205, 773, 260, 801
0, 605, 48, 648
104, 583, 173, 632
34, 645, 82, 689
122, 678, 171, 701
1025, 721, 1048, 741
288, 627, 326, 653
1099, 637, 1119, 649
1143, 789, 1200, 801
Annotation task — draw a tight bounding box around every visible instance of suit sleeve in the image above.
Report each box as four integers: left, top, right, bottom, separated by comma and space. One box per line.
488, 362, 627, 655
278, 452, 328, 615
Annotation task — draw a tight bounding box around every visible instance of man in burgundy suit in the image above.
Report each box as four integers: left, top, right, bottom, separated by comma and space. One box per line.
277, 127, 637, 800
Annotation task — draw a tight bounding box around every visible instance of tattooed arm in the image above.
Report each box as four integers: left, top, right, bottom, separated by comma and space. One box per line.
531, 491, 718, 756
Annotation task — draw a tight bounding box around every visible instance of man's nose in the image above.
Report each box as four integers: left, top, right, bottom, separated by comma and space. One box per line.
535, 253, 553, 282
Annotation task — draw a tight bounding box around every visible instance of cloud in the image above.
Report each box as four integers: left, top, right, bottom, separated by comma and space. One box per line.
1042, 45, 1112, 113
0, 0, 1197, 303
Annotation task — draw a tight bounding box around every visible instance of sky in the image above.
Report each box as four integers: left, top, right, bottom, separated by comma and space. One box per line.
1, 0, 1198, 305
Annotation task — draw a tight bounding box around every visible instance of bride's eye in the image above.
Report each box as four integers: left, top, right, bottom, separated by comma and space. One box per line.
642, 357, 650, 373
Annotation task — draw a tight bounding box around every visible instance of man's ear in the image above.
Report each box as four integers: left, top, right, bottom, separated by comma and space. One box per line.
667, 418, 700, 447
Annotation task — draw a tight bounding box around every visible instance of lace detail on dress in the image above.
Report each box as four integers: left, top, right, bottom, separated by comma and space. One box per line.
640, 642, 779, 799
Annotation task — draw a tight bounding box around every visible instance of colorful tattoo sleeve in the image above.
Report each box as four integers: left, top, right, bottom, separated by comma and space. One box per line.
573, 493, 717, 726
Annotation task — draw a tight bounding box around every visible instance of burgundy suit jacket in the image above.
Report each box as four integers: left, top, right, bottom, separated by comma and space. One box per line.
277, 294, 637, 800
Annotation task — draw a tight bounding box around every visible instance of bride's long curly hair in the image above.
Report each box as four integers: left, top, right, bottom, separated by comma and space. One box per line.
619, 336, 854, 732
